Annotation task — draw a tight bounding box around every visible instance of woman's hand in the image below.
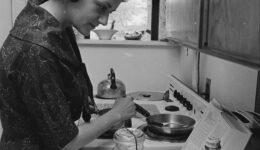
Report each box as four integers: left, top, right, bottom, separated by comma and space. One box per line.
110, 96, 136, 121
110, 120, 124, 130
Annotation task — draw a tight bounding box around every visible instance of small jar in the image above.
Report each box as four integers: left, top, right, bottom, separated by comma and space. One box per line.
205, 136, 221, 150
113, 128, 145, 150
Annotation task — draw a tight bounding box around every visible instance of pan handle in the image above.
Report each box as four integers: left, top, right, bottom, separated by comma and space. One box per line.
135, 103, 151, 117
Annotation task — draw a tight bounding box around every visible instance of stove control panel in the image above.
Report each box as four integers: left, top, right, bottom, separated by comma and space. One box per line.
168, 75, 209, 121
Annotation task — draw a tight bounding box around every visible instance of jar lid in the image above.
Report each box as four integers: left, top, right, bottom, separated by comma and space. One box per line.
113, 128, 145, 143
205, 136, 221, 148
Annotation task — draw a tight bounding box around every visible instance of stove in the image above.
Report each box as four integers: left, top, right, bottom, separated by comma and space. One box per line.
80, 75, 209, 150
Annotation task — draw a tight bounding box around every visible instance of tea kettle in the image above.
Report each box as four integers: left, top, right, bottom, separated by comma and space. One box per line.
96, 68, 126, 99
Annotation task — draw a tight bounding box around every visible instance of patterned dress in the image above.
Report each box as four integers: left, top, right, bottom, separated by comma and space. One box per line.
0, 2, 97, 150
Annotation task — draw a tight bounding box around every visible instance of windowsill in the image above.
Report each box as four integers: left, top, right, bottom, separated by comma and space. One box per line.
77, 39, 172, 48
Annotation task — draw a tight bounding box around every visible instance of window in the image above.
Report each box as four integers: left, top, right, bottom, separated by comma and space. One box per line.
75, 0, 166, 41
91, 0, 151, 41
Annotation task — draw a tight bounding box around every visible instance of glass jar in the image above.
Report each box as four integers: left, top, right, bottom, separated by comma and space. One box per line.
113, 128, 145, 150
205, 136, 221, 150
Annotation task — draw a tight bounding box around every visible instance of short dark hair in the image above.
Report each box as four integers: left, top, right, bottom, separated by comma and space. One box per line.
29, 0, 48, 5
29, 0, 79, 5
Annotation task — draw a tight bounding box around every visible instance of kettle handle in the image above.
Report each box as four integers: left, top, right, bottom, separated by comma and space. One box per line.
110, 68, 117, 89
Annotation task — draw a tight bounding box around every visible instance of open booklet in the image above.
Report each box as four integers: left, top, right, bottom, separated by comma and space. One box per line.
182, 99, 252, 150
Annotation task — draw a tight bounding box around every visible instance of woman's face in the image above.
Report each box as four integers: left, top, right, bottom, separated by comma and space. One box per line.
68, 0, 122, 36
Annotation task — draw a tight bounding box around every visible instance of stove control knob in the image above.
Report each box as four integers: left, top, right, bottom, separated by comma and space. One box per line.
179, 95, 184, 101
174, 90, 178, 98
180, 95, 186, 104
177, 92, 182, 101
176, 92, 181, 101
187, 103, 193, 111
179, 95, 182, 101
183, 98, 188, 106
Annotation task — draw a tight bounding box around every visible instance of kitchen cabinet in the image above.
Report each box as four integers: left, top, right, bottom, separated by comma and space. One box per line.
206, 0, 260, 67
165, 0, 205, 49
166, 0, 260, 67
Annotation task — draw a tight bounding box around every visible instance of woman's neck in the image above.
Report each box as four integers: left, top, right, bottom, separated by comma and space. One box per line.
40, 0, 71, 28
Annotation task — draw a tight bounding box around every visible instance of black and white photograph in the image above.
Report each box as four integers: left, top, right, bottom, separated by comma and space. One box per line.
0, 0, 259, 150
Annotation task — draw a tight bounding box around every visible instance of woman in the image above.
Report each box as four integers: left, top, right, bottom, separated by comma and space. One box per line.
0, 0, 136, 150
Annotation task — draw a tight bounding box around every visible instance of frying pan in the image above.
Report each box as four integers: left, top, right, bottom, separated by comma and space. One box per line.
135, 104, 195, 136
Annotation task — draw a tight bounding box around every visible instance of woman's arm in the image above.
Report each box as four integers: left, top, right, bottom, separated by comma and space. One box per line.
63, 97, 136, 150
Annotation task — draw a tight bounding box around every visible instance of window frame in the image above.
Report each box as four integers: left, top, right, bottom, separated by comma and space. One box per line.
151, 0, 160, 41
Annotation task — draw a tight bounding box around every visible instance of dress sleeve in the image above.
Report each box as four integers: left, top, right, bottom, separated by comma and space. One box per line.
16, 48, 78, 149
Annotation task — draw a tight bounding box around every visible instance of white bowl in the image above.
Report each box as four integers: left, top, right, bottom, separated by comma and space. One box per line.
93, 29, 118, 40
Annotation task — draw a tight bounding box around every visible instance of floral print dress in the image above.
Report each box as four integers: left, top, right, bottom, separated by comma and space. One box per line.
0, 2, 97, 150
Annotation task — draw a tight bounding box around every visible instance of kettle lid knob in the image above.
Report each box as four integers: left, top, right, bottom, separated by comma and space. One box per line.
110, 68, 117, 89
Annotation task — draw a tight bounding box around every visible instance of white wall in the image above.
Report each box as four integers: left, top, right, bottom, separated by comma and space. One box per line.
178, 47, 259, 112
177, 47, 199, 87
79, 44, 181, 94
0, 0, 12, 46
0, 0, 27, 46
199, 53, 258, 111
79, 44, 259, 112
11, 0, 27, 23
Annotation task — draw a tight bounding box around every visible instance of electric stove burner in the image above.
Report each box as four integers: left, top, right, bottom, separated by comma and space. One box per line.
138, 124, 188, 143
